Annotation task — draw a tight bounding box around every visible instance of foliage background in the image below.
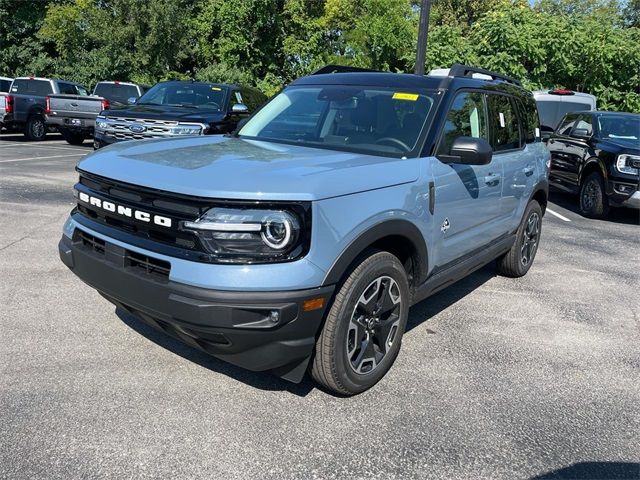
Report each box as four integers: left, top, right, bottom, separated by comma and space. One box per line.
0, 0, 638, 111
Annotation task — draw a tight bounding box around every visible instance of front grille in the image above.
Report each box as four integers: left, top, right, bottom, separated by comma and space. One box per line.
127, 250, 171, 278
98, 116, 202, 140
76, 171, 207, 254
76, 230, 170, 279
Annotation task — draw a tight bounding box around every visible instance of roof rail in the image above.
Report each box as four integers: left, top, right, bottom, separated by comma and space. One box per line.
311, 65, 379, 75
448, 64, 521, 86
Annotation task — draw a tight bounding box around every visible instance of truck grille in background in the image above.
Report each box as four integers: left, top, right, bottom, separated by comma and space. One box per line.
76, 230, 170, 279
97, 116, 202, 140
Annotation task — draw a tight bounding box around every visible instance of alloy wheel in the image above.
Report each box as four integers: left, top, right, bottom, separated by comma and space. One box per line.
520, 212, 540, 266
582, 179, 599, 211
31, 118, 45, 139
346, 276, 402, 374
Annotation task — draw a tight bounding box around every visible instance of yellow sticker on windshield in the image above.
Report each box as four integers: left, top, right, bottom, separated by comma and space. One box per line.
211, 87, 222, 91
393, 92, 419, 101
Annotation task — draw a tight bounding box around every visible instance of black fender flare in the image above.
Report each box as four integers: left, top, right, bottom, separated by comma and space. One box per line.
579, 157, 608, 184
321, 219, 429, 286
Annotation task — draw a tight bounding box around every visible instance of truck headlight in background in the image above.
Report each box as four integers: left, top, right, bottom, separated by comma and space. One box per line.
616, 154, 640, 175
95, 116, 109, 130
182, 206, 308, 263
169, 123, 207, 135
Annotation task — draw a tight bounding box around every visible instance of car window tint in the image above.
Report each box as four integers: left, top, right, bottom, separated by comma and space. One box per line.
0, 79, 11, 92
58, 82, 77, 95
10, 79, 53, 96
517, 97, 540, 144
556, 114, 579, 136
572, 115, 593, 136
487, 94, 521, 151
93, 83, 140, 104
437, 92, 488, 155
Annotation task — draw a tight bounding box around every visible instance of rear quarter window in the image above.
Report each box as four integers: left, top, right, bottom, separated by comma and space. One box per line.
487, 94, 521, 152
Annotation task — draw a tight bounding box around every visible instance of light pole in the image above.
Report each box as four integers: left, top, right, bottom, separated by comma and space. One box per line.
414, 0, 432, 75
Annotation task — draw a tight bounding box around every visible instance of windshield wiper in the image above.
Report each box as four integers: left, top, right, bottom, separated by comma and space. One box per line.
167, 103, 199, 109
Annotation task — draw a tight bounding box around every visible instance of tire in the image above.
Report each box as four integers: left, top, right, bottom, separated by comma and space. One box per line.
60, 130, 85, 145
496, 200, 543, 278
24, 114, 47, 141
579, 171, 609, 218
311, 251, 410, 395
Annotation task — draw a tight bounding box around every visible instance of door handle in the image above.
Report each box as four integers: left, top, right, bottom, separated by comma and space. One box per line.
71, 102, 78, 107
484, 173, 501, 187
523, 166, 534, 177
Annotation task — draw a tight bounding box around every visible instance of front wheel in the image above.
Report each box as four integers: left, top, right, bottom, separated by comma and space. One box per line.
311, 251, 410, 395
579, 172, 609, 218
24, 115, 47, 141
496, 200, 542, 278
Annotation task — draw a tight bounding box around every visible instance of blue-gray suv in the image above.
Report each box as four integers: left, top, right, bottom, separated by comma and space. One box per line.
59, 65, 550, 395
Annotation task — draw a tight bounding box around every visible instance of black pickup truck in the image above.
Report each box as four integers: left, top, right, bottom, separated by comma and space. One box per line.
93, 81, 266, 149
547, 111, 640, 217
0, 77, 90, 140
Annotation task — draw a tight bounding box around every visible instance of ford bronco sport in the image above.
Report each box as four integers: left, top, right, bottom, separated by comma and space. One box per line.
59, 65, 549, 395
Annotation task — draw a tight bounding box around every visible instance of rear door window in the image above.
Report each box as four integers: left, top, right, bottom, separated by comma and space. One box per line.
556, 114, 579, 136
10, 79, 53, 96
437, 91, 489, 155
487, 94, 521, 152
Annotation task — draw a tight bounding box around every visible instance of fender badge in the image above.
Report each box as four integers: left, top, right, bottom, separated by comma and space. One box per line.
441, 218, 450, 233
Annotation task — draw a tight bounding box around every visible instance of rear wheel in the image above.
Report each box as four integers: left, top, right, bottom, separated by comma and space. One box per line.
60, 130, 86, 145
496, 200, 542, 278
311, 251, 410, 395
579, 171, 609, 218
24, 114, 46, 141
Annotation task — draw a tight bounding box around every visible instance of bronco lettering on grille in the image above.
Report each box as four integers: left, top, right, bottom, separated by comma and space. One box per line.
78, 191, 172, 228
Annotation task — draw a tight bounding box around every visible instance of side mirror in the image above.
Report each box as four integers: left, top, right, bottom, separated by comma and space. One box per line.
127, 96, 137, 105
438, 136, 493, 166
572, 128, 591, 140
231, 103, 249, 114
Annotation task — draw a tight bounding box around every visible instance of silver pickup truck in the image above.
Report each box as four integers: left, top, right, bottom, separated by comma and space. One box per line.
46, 94, 108, 145
0, 77, 91, 141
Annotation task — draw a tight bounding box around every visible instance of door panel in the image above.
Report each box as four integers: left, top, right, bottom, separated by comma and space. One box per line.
429, 91, 503, 269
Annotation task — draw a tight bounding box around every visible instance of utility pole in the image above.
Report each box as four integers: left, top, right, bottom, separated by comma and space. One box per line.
414, 0, 432, 75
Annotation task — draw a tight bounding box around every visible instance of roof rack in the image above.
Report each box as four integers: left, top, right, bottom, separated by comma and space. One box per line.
311, 65, 379, 75
448, 64, 521, 86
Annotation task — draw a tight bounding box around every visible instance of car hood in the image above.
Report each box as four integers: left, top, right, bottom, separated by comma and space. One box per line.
103, 104, 226, 123
598, 137, 640, 154
77, 136, 419, 201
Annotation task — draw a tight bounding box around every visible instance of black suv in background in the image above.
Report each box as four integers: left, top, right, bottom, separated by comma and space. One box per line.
93, 81, 267, 148
547, 111, 640, 217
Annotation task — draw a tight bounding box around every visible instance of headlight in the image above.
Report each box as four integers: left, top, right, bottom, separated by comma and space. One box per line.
616, 154, 640, 175
169, 123, 205, 136
95, 116, 109, 130
181, 206, 309, 263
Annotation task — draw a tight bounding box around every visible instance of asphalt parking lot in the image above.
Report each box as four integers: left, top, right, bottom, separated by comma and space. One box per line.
1, 133, 638, 480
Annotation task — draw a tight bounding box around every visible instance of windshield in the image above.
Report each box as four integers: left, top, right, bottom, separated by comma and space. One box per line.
239, 86, 435, 156
137, 82, 227, 110
597, 114, 640, 141
94, 83, 139, 104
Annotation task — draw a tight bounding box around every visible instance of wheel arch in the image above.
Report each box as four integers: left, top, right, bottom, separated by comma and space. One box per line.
322, 219, 428, 292
579, 158, 607, 185
529, 179, 549, 215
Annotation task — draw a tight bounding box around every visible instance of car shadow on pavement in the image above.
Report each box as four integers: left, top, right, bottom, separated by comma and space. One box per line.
549, 190, 640, 226
115, 307, 316, 397
530, 461, 640, 479
406, 264, 496, 333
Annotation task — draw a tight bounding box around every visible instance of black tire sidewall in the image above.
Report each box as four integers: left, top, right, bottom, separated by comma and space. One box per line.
330, 252, 410, 393
579, 172, 607, 218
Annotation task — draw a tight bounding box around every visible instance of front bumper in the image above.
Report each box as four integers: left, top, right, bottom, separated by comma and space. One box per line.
608, 178, 640, 209
58, 233, 334, 382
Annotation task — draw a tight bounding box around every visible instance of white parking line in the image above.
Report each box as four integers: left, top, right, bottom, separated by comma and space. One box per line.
0, 153, 85, 163
546, 208, 571, 222
0, 142, 89, 152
